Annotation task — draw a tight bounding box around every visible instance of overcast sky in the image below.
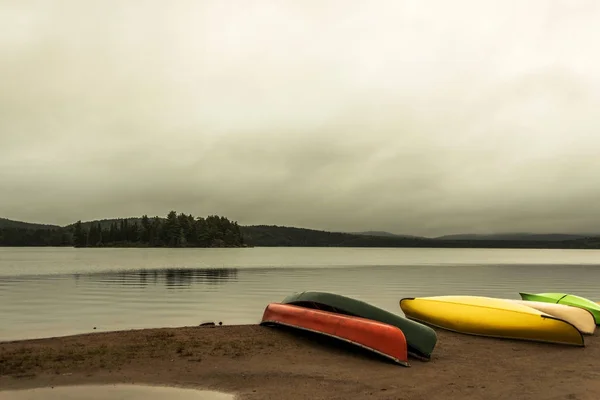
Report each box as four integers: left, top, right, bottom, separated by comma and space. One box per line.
1, 0, 599, 237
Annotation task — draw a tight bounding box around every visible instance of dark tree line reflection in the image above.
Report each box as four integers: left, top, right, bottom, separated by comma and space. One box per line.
72, 268, 238, 288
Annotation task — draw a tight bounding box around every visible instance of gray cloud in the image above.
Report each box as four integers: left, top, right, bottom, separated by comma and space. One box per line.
1, 0, 600, 236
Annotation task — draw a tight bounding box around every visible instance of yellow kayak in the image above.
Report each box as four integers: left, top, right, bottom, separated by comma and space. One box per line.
399, 295, 584, 346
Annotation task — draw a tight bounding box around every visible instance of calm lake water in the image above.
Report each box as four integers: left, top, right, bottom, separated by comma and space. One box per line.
1, 247, 599, 342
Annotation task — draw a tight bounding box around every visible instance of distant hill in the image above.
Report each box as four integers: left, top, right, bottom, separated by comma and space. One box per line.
351, 230, 426, 239
65, 217, 149, 230
240, 225, 432, 247
0, 218, 60, 230
239, 225, 600, 248
0, 216, 163, 231
434, 233, 592, 241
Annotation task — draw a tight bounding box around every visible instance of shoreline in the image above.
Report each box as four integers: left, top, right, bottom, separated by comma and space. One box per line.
2, 245, 600, 250
1, 324, 599, 400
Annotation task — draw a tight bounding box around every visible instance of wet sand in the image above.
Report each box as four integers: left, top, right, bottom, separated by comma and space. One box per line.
1, 324, 599, 400
0, 385, 234, 400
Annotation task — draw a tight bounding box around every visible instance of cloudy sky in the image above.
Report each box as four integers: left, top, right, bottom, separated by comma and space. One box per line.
1, 0, 599, 236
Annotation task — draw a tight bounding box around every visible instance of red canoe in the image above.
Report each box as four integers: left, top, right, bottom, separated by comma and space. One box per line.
260, 302, 409, 366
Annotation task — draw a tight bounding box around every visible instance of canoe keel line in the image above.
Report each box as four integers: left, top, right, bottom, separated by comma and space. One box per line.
260, 302, 410, 366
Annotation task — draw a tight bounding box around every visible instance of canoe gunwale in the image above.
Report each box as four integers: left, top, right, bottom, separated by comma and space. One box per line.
314, 297, 435, 362
259, 320, 410, 367
283, 292, 437, 360
537, 314, 586, 346
294, 300, 350, 317
286, 299, 424, 348
519, 292, 569, 305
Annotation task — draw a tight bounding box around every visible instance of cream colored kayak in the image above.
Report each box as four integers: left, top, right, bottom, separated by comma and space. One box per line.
508, 299, 596, 335
399, 295, 584, 346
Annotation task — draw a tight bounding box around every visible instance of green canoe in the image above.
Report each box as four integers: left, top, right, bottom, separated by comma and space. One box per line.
281, 291, 437, 359
519, 292, 600, 325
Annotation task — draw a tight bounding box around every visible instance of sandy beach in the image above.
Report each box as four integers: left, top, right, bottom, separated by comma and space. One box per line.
1, 324, 599, 400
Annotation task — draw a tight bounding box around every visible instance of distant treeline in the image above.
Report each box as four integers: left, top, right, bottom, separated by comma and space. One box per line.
0, 227, 71, 247
240, 225, 600, 249
2, 215, 600, 249
0, 211, 245, 248
240, 225, 429, 247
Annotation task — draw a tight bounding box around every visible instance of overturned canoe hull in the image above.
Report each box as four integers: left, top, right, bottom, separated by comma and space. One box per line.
281, 291, 437, 359
519, 292, 600, 325
508, 299, 596, 335
400, 295, 584, 347
260, 302, 409, 366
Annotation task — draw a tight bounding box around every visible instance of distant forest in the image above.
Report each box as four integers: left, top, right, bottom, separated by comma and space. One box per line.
1, 214, 600, 249
0, 212, 245, 248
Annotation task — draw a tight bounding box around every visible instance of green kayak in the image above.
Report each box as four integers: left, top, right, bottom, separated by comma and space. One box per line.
519, 292, 600, 325
281, 291, 437, 359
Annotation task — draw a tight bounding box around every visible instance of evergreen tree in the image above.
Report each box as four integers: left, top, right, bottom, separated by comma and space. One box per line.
73, 221, 86, 247
109, 222, 117, 243
163, 210, 180, 246
140, 215, 150, 243
96, 222, 103, 246
150, 216, 162, 246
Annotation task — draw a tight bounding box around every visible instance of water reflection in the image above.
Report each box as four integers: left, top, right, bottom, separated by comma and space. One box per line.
72, 268, 238, 288
0, 267, 242, 342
